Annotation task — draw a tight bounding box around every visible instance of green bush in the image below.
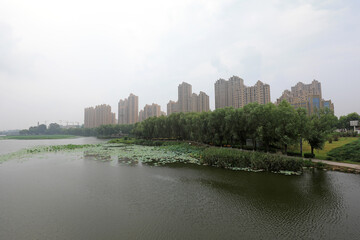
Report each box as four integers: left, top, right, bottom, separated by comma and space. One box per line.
201, 148, 303, 172
303, 160, 314, 168
304, 153, 315, 158
242, 145, 254, 151
287, 151, 302, 157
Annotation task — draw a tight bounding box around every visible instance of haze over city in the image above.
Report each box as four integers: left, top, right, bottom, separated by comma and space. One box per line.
1, 0, 359, 130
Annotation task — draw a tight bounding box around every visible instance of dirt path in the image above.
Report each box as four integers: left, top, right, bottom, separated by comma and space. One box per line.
311, 159, 360, 170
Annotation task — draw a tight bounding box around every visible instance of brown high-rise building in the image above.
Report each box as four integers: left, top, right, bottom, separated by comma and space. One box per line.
139, 103, 162, 121
215, 76, 270, 109
189, 91, 210, 112
167, 100, 178, 115
84, 104, 116, 128
118, 93, 139, 124
277, 80, 334, 115
198, 91, 210, 112
178, 82, 192, 113
168, 82, 210, 115
84, 107, 96, 128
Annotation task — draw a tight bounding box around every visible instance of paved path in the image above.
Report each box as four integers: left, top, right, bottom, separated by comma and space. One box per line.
311, 159, 360, 170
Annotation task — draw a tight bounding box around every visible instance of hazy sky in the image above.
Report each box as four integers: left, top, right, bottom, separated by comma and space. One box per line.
1, 0, 359, 130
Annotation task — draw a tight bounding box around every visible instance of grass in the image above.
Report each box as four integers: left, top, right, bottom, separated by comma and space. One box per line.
327, 138, 360, 162
0, 135, 78, 140
289, 137, 358, 160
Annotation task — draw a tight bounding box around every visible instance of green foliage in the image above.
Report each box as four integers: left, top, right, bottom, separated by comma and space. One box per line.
286, 151, 302, 157
304, 153, 315, 158
338, 112, 360, 130
305, 108, 338, 154
327, 138, 360, 162
201, 148, 304, 172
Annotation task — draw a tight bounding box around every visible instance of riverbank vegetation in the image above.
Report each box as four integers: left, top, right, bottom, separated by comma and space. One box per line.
108, 139, 310, 174
201, 148, 304, 172
132, 102, 338, 156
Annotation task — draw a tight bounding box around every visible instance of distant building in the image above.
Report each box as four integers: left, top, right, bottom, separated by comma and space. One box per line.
84, 107, 96, 128
276, 80, 334, 115
84, 104, 116, 128
167, 100, 178, 115
139, 103, 162, 121
189, 91, 210, 112
178, 82, 192, 113
214, 76, 270, 109
168, 82, 210, 115
118, 93, 139, 124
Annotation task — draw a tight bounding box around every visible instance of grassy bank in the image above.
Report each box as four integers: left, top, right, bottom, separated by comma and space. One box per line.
0, 135, 78, 140
289, 137, 358, 160
327, 138, 360, 162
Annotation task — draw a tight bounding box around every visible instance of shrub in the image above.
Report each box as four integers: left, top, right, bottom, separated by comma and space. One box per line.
287, 151, 302, 157
242, 145, 254, 151
315, 162, 325, 168
201, 148, 303, 172
328, 137, 333, 144
303, 160, 314, 168
304, 153, 315, 158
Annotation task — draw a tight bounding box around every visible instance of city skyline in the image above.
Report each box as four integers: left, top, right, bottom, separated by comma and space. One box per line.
1, 0, 359, 130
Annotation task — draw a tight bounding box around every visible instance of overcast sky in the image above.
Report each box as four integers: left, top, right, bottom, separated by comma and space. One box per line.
0, 0, 359, 130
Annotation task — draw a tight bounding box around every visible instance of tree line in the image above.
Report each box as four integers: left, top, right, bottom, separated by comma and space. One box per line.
132, 101, 339, 155
18, 101, 359, 155
19, 123, 134, 137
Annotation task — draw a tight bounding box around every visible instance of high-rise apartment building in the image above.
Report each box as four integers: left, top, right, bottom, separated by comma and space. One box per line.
178, 82, 192, 113
167, 100, 178, 115
198, 91, 210, 112
215, 76, 270, 109
139, 103, 162, 122
168, 82, 210, 115
84, 104, 116, 128
189, 91, 210, 112
118, 93, 139, 124
84, 107, 96, 128
276, 80, 334, 115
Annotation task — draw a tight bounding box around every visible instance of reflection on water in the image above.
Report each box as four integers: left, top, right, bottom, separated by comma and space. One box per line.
0, 140, 360, 239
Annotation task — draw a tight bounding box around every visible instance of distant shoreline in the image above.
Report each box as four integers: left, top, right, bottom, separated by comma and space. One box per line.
0, 135, 78, 140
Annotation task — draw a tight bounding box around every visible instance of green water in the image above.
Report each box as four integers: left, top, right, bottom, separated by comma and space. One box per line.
0, 139, 359, 239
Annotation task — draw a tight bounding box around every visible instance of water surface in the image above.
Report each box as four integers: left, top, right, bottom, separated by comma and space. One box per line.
0, 139, 359, 239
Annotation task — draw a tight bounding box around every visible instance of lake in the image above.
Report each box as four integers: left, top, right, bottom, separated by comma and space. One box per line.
0, 138, 360, 239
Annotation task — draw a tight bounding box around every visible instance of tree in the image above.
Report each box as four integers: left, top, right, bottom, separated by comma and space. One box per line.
48, 123, 61, 134
338, 112, 359, 131
295, 108, 309, 156
257, 103, 278, 151
274, 101, 298, 153
208, 108, 227, 145
305, 108, 338, 155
